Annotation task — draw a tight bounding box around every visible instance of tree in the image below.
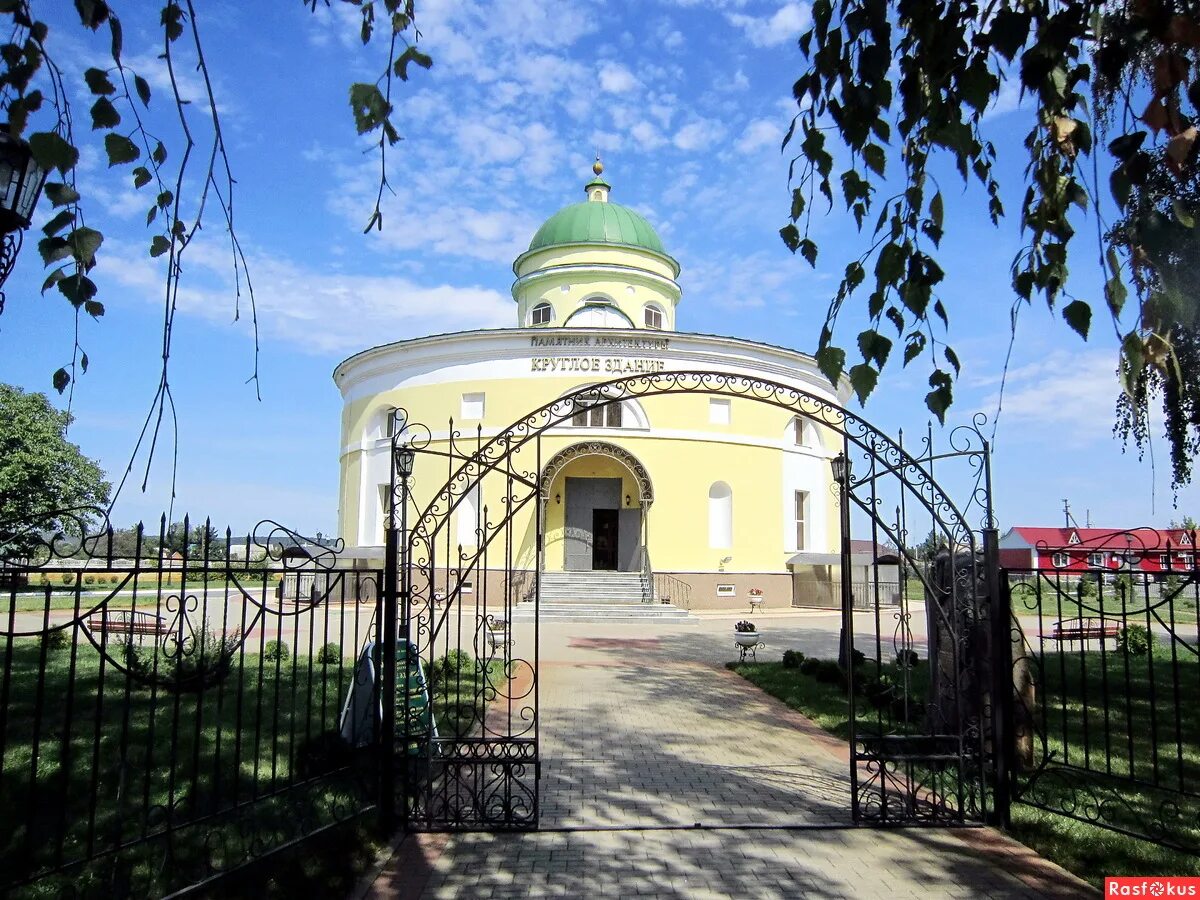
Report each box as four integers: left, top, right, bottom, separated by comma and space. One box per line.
783, 0, 1200, 484
0, 1, 427, 492
0, 383, 110, 553
163, 520, 225, 560
1169, 515, 1198, 529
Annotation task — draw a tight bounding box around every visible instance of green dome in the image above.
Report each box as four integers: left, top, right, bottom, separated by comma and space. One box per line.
527, 201, 666, 255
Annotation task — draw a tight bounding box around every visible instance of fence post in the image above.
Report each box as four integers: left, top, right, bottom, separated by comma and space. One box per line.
379, 506, 398, 834
984, 528, 1012, 827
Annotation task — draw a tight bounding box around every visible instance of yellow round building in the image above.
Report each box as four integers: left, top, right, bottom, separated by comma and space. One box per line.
333, 163, 849, 610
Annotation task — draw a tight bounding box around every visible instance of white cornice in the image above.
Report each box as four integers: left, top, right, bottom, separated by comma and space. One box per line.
510, 263, 682, 302
333, 327, 852, 406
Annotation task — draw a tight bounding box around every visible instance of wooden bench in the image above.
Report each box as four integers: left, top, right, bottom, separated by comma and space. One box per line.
1046, 617, 1119, 647
86, 609, 170, 643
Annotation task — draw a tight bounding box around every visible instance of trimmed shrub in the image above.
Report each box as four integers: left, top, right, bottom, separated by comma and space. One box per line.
895, 649, 920, 668
798, 657, 821, 676
61, 572, 75, 586
812, 660, 843, 685
317, 642, 342, 665
41, 628, 70, 652
84, 574, 95, 585
781, 649, 805, 669
264, 639, 290, 662
850, 648, 866, 668
1116, 624, 1154, 656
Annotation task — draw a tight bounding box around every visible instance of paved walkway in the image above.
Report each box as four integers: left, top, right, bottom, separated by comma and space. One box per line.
358, 616, 1095, 899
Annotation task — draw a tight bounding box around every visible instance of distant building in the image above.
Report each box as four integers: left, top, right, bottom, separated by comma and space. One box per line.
998, 526, 1197, 576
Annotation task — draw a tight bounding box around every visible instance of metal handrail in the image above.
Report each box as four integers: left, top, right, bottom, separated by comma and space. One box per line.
653, 572, 693, 610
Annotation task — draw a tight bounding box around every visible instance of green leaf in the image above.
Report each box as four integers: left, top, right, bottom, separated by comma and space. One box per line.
1105, 274, 1128, 317
132, 166, 152, 189
1120, 332, 1144, 396
944, 346, 961, 376
134, 74, 151, 107
925, 370, 953, 423
156, 190, 173, 209
41, 267, 65, 293
885, 306, 905, 334
930, 192, 943, 230
68, 226, 103, 265
863, 144, 885, 177
816, 345, 846, 387
857, 329, 891, 368
1107, 131, 1146, 162
84, 299, 104, 318
393, 45, 433, 81
41, 209, 74, 237
149, 234, 170, 257
903, 332, 926, 365
29, 131, 79, 175
152, 141, 166, 165
52, 367, 70, 394
848, 363, 878, 404
89, 96, 120, 130
1172, 199, 1196, 228
844, 261, 865, 292
988, 6, 1030, 61
37, 236, 72, 266
799, 238, 818, 267
80, 351, 89, 373
83, 66, 115, 95
104, 132, 139, 166
1062, 300, 1092, 339
161, 2, 184, 41
57, 273, 97, 306
779, 223, 800, 251
44, 182, 80, 207
349, 82, 392, 135
1110, 167, 1132, 210
109, 15, 122, 62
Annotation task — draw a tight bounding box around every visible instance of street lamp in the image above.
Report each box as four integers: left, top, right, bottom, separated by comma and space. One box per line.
395, 445, 415, 480
0, 128, 49, 312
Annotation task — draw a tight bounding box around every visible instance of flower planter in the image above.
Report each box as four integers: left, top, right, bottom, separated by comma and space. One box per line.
734, 630, 761, 648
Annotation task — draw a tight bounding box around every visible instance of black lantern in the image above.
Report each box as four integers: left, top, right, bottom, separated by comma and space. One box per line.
0, 129, 47, 235
831, 452, 850, 485
395, 445, 415, 478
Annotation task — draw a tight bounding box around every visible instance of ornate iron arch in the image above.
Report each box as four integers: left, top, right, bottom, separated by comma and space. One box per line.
538, 440, 654, 506
389, 369, 999, 833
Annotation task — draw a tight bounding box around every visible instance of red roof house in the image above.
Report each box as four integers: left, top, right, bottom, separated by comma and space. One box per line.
998, 526, 1197, 576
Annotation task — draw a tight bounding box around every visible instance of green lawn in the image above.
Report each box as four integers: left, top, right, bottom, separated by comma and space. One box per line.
733, 656, 1200, 889
0, 635, 501, 898
1010, 576, 1200, 625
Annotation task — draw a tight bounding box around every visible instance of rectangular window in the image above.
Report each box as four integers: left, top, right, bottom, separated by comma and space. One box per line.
709, 398, 730, 425
386, 408, 400, 438
1051, 551, 1069, 568
1182, 554, 1194, 568
462, 580, 474, 595
607, 401, 623, 427
1159, 553, 1171, 569
378, 484, 390, 543
794, 490, 809, 550
644, 306, 663, 329
716, 584, 736, 597
1089, 552, 1105, 568
461, 392, 485, 420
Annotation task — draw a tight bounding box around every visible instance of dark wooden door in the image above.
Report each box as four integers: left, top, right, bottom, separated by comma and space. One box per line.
592, 509, 619, 570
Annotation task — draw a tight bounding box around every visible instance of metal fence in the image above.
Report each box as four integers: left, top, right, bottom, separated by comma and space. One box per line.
1004, 564, 1200, 852
0, 515, 383, 897
792, 579, 902, 609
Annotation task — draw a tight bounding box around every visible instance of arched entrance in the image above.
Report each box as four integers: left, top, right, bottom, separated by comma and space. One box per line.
539, 441, 653, 573
383, 370, 999, 833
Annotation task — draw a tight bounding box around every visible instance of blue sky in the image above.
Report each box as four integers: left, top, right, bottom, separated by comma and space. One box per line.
0, 0, 1194, 537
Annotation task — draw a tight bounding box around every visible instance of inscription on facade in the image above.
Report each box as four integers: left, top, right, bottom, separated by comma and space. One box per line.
528, 335, 670, 374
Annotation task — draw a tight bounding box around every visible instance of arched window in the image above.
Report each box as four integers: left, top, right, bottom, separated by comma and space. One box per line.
569, 392, 624, 428
564, 303, 634, 328
530, 302, 553, 326
792, 416, 821, 449
643, 303, 664, 329
709, 482, 732, 548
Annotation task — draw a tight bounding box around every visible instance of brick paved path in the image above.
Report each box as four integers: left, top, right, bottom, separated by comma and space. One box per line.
360, 616, 1095, 899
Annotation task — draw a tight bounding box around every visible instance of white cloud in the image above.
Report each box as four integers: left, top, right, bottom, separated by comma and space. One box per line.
663, 30, 685, 50
984, 76, 1024, 121
101, 238, 513, 356
728, 2, 812, 48
673, 120, 723, 151
736, 118, 780, 153
979, 349, 1121, 442
630, 121, 667, 150
599, 61, 639, 93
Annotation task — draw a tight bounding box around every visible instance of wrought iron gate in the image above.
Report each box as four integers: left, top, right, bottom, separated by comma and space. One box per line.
384, 372, 1001, 832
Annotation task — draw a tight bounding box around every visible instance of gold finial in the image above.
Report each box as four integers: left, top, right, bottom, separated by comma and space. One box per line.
592, 155, 604, 176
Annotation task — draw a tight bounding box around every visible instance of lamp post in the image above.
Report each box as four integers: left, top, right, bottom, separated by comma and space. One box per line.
0, 128, 49, 315
832, 452, 854, 681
